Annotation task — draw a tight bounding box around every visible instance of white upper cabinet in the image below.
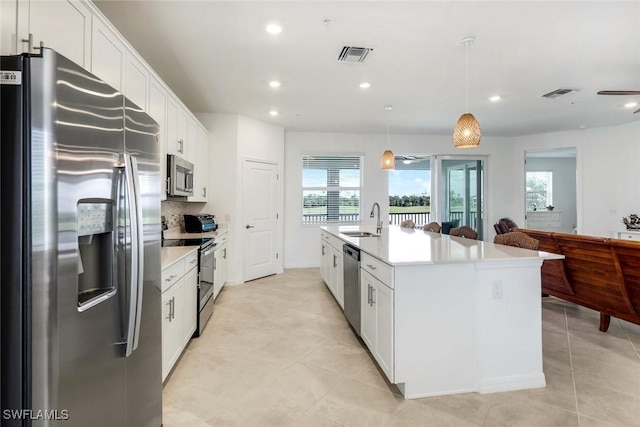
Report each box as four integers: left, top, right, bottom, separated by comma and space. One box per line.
1, 0, 19, 54
189, 124, 210, 202
124, 52, 148, 111
4, 0, 92, 68
91, 16, 125, 91
166, 96, 190, 159
2, 0, 210, 205
148, 74, 168, 200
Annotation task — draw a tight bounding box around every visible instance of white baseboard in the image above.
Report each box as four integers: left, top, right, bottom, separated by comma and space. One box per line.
478, 373, 546, 394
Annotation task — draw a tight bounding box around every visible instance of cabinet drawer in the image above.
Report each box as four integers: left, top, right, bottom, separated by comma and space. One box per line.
361, 253, 393, 288
216, 233, 228, 245
618, 232, 640, 241
321, 230, 343, 251
184, 252, 198, 271
162, 259, 184, 292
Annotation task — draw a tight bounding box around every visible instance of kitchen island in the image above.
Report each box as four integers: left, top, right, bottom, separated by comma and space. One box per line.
320, 225, 564, 399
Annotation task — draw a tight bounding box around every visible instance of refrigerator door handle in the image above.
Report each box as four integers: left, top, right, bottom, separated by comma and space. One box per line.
124, 154, 145, 357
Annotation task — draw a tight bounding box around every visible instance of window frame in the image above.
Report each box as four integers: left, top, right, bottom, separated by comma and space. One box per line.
301, 154, 364, 225
526, 170, 553, 210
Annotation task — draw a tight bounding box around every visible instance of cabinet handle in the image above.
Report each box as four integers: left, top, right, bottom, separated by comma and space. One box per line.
189, 259, 197, 264
367, 284, 372, 305
223, 248, 227, 259
177, 139, 184, 154
333, 255, 337, 268
202, 186, 207, 198
21, 33, 33, 53
322, 245, 325, 255
366, 264, 377, 270
165, 274, 177, 282
371, 288, 376, 305
171, 297, 176, 320
165, 300, 172, 321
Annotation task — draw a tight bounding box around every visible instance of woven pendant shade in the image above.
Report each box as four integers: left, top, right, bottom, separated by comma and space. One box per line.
380, 150, 396, 170
453, 113, 481, 148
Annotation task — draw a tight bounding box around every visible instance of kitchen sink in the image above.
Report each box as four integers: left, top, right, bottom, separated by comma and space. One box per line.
341, 231, 381, 238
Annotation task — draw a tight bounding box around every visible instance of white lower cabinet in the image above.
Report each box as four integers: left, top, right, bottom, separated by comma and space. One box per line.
161, 251, 198, 381
360, 269, 394, 381
320, 231, 344, 308
161, 279, 183, 381
213, 240, 228, 300
182, 267, 198, 343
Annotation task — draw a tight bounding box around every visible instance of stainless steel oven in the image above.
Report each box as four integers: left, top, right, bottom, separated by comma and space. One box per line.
161, 237, 215, 336
196, 239, 215, 336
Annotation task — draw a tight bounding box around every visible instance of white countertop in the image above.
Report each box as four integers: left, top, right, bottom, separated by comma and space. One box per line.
322, 225, 563, 266
161, 246, 198, 270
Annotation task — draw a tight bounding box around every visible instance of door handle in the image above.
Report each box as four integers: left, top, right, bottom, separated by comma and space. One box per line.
124, 154, 144, 357
246, 225, 255, 229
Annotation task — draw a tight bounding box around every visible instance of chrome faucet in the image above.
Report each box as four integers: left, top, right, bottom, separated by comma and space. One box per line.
370, 202, 382, 234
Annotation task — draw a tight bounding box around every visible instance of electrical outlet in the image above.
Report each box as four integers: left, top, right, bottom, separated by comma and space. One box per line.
492, 281, 503, 299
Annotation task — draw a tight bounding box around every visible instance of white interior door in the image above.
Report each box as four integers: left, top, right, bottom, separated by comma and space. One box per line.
243, 160, 278, 282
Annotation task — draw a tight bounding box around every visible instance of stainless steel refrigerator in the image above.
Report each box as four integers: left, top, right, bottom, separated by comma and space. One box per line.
1, 49, 162, 426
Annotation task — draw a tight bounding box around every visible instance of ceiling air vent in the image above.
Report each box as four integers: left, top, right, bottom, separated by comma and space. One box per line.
542, 88, 579, 99
337, 46, 373, 63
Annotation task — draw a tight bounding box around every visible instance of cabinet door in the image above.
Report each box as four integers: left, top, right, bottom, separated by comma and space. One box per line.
360, 269, 376, 350
328, 247, 338, 297
161, 281, 183, 381
91, 17, 125, 91
182, 267, 198, 344
320, 242, 330, 285
334, 248, 344, 309
177, 106, 188, 157
166, 97, 184, 156
212, 243, 228, 300
373, 280, 394, 381
188, 124, 209, 202
124, 52, 149, 111
1, 0, 18, 54
25, 0, 91, 68
219, 243, 228, 289
148, 74, 167, 200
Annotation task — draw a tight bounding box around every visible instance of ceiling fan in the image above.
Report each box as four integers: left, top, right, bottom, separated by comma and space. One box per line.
597, 90, 640, 114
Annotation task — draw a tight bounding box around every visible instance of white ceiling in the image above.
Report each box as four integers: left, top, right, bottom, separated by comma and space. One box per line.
94, 0, 640, 137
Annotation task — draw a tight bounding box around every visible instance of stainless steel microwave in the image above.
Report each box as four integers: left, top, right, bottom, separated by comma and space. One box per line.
167, 154, 194, 197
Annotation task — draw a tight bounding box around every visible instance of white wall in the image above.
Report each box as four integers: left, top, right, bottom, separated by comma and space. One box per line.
283, 132, 516, 268
512, 121, 640, 237
526, 157, 577, 232
198, 113, 285, 284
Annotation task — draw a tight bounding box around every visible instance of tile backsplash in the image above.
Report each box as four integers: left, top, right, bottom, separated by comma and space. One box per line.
161, 200, 207, 232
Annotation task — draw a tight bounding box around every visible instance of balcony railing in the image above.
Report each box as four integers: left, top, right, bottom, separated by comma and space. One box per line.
304, 210, 479, 231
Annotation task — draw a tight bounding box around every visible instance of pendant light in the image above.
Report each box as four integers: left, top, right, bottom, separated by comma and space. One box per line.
453, 37, 481, 149
380, 105, 396, 170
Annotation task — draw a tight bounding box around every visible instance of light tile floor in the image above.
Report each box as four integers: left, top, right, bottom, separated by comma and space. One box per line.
163, 268, 640, 427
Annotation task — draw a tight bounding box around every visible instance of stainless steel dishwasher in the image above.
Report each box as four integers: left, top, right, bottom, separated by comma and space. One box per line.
343, 243, 361, 336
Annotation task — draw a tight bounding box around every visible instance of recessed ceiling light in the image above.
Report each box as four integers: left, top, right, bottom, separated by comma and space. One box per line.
624, 101, 638, 108
359, 82, 371, 89
269, 110, 279, 116
269, 80, 281, 88
266, 24, 282, 34
488, 95, 501, 102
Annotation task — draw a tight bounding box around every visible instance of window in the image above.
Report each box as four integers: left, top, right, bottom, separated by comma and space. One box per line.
302, 155, 362, 224
526, 171, 553, 210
